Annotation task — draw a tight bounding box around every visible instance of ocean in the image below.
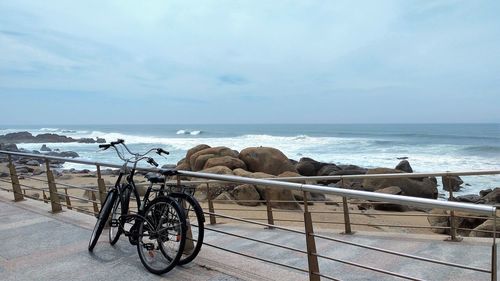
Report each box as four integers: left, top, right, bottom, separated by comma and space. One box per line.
1, 124, 499, 197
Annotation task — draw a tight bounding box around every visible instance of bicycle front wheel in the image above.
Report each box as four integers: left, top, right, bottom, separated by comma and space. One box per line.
89, 189, 117, 251
136, 197, 187, 275
169, 193, 205, 265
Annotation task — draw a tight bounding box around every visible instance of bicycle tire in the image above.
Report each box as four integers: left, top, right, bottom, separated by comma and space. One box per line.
88, 189, 117, 251
168, 193, 205, 265
136, 197, 187, 275
109, 185, 131, 245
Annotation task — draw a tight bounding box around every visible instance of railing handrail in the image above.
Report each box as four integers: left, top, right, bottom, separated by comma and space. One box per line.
1, 150, 497, 216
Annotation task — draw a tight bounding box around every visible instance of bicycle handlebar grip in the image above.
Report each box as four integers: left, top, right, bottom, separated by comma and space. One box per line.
147, 158, 159, 167
157, 148, 170, 155
99, 144, 111, 149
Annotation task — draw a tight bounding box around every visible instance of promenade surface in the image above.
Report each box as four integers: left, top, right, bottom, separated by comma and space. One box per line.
0, 190, 496, 281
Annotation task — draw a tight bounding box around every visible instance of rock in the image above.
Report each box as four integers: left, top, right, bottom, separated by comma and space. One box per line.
78, 138, 96, 143
30, 193, 40, 199
480, 187, 500, 204
96, 138, 106, 143
296, 157, 326, 176
470, 220, 500, 238
189, 146, 238, 171
239, 147, 297, 176
0, 143, 19, 151
26, 160, 40, 166
480, 188, 493, 197
232, 184, 261, 206
186, 144, 211, 163
32, 167, 45, 176
204, 156, 247, 170
0, 132, 35, 143
214, 192, 236, 204
40, 144, 52, 151
427, 209, 450, 234
373, 186, 409, 212
395, 160, 413, 173
161, 164, 176, 169
47, 151, 79, 158
362, 168, 438, 199
317, 164, 341, 177
200, 165, 234, 176
442, 175, 464, 192
175, 161, 191, 171
455, 194, 481, 203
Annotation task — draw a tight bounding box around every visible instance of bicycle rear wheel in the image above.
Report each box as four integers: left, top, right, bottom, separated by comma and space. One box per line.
88, 189, 117, 251
169, 193, 205, 265
136, 197, 186, 275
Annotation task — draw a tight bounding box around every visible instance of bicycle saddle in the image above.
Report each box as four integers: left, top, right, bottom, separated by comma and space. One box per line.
144, 173, 165, 183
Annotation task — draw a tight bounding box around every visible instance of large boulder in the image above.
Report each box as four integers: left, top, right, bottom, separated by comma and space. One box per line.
470, 220, 500, 238
373, 186, 409, 212
296, 157, 326, 176
362, 168, 438, 199
395, 160, 413, 173
317, 164, 341, 177
442, 175, 464, 192
204, 156, 247, 170
479, 188, 500, 204
0, 143, 19, 152
239, 147, 297, 176
278, 171, 326, 202
189, 146, 238, 171
195, 166, 235, 199
186, 144, 211, 164
232, 184, 261, 206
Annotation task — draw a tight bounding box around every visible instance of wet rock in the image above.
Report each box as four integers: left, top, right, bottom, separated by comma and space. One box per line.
40, 144, 52, 152
442, 175, 464, 192
395, 160, 413, 173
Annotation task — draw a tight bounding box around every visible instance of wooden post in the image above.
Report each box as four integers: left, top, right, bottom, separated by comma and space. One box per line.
42, 190, 48, 203
178, 175, 194, 252
8, 155, 24, 201
45, 160, 62, 213
64, 188, 72, 210
446, 176, 462, 242
91, 191, 99, 215
96, 165, 107, 206
265, 188, 275, 228
342, 196, 353, 234
207, 183, 216, 225
303, 191, 320, 281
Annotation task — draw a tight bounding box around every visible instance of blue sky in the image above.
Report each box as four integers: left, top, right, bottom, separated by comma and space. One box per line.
0, 0, 499, 124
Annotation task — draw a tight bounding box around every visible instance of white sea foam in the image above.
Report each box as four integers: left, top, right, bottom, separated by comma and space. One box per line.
190, 130, 201, 135
176, 130, 187, 135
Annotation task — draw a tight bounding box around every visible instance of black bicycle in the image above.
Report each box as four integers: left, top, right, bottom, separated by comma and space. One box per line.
145, 170, 205, 265
88, 139, 187, 275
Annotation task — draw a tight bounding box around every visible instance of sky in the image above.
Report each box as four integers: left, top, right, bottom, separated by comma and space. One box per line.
0, 0, 499, 124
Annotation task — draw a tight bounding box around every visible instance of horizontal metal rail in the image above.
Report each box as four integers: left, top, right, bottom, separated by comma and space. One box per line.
2, 150, 499, 215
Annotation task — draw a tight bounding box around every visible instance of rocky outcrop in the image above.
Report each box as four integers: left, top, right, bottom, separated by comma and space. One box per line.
40, 144, 51, 151
0, 132, 105, 144
362, 168, 438, 199
239, 147, 297, 176
296, 157, 327, 176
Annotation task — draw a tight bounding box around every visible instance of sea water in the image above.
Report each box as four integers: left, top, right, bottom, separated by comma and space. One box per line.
1, 124, 499, 196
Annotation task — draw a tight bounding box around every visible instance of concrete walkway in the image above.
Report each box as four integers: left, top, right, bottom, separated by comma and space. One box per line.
0, 190, 496, 281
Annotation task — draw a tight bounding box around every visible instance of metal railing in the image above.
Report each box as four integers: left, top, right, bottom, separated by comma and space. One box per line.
0, 149, 498, 281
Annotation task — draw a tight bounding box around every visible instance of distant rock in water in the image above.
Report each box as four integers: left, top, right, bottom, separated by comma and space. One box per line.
40, 144, 52, 151
0, 131, 105, 144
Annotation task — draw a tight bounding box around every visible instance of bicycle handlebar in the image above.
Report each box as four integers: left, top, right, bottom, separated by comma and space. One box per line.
98, 139, 169, 168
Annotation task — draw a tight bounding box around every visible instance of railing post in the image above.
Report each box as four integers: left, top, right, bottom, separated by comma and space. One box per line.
265, 188, 275, 229
45, 160, 62, 213
64, 188, 72, 210
303, 191, 320, 281
340, 178, 353, 235
96, 165, 107, 206
178, 175, 195, 252
446, 176, 462, 242
207, 183, 216, 225
91, 191, 99, 215
7, 155, 24, 201
492, 213, 497, 281
42, 190, 48, 203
